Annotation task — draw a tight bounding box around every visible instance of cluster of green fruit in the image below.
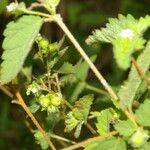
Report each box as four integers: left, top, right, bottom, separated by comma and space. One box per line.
36, 34, 59, 55
38, 93, 62, 114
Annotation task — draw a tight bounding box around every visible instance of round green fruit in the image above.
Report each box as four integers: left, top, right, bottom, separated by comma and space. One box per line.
50, 93, 62, 106
48, 42, 59, 53
39, 38, 49, 51
38, 95, 50, 109
129, 128, 149, 148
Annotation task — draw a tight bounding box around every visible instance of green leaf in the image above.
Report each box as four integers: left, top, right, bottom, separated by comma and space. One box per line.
21, 65, 32, 82
114, 120, 137, 137
29, 103, 40, 113
70, 55, 96, 102
136, 15, 150, 34
0, 15, 43, 84
118, 42, 150, 110
75, 55, 97, 81
69, 82, 86, 103
65, 112, 79, 132
64, 55, 96, 103
84, 137, 126, 150
49, 46, 68, 68
65, 95, 94, 137
45, 0, 60, 8
86, 14, 150, 45
34, 130, 49, 150
96, 108, 116, 135
73, 94, 94, 122
135, 99, 150, 127
113, 38, 145, 69
86, 15, 150, 69
57, 62, 76, 74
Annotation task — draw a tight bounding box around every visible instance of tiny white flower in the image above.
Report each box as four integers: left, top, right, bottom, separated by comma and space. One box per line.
119, 29, 134, 39
26, 87, 32, 95
6, 2, 17, 12
26, 84, 39, 95
31, 87, 38, 94
45, 73, 51, 77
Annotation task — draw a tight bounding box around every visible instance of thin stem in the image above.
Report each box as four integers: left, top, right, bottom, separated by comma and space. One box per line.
85, 83, 109, 97
15, 90, 56, 150
62, 131, 118, 150
51, 134, 76, 144
64, 99, 73, 109
125, 110, 138, 127
0, 85, 13, 98
54, 15, 118, 103
28, 2, 44, 10
0, 86, 76, 147
24, 10, 52, 18
55, 74, 61, 93
132, 57, 150, 86
85, 123, 97, 135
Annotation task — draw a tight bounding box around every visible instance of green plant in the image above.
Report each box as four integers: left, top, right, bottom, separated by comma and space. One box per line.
0, 0, 150, 150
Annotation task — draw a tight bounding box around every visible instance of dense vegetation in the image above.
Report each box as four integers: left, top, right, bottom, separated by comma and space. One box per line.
0, 0, 150, 150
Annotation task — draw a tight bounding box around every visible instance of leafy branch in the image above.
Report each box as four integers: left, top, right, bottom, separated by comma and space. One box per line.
0, 85, 56, 150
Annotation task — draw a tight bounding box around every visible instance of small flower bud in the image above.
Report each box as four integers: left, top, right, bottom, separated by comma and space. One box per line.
26, 82, 39, 95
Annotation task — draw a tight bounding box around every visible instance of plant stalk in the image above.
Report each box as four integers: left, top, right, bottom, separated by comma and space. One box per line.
15, 90, 56, 150
54, 15, 118, 103
62, 131, 117, 150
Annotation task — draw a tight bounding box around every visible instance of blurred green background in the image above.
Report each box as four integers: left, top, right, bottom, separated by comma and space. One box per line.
0, 0, 150, 149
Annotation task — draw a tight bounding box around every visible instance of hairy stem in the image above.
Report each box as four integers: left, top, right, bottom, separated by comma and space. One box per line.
0, 85, 56, 149
53, 15, 118, 103
24, 10, 52, 18
62, 131, 118, 150
51, 134, 76, 144
125, 110, 138, 127
15, 90, 56, 150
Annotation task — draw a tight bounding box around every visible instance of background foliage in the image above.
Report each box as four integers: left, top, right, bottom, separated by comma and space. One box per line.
0, 0, 150, 149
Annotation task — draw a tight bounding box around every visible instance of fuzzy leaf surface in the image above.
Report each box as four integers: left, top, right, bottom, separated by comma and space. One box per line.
57, 62, 76, 74
118, 42, 150, 110
86, 15, 150, 69
96, 108, 116, 135
84, 137, 126, 150
114, 120, 137, 137
1, 15, 43, 84
135, 99, 150, 127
